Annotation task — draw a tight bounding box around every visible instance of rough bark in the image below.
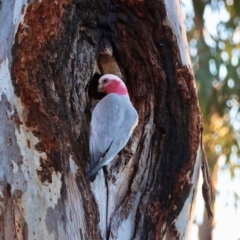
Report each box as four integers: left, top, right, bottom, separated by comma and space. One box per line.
0, 0, 203, 239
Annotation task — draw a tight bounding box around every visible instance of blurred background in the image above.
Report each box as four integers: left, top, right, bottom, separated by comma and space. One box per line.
181, 0, 240, 239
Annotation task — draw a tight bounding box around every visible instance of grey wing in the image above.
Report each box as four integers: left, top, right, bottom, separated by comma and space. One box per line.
89, 94, 123, 168
97, 103, 138, 166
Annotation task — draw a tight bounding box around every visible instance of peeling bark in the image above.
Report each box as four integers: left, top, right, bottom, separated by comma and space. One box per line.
0, 0, 207, 239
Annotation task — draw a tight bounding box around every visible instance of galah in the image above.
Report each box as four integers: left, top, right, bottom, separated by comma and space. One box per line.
87, 74, 138, 181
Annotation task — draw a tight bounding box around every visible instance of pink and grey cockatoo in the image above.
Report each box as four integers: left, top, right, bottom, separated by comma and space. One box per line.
87, 74, 138, 181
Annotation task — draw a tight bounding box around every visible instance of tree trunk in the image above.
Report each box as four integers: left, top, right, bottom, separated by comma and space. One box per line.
0, 0, 202, 239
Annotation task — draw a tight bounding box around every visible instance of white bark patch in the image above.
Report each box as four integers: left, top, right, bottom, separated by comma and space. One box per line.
106, 133, 142, 223
107, 168, 127, 225
186, 170, 191, 182
65, 169, 87, 240
13, 0, 28, 32
0, 58, 14, 100
0, 59, 26, 194
13, 0, 23, 25
174, 147, 201, 239
111, 192, 141, 240
0, 50, 63, 240
20, 176, 62, 240
16, 120, 62, 239
0, 0, 28, 62
69, 155, 78, 176
115, 211, 135, 239
11, 160, 19, 174
0, 0, 14, 62
164, 0, 191, 67
89, 156, 137, 239
91, 170, 107, 239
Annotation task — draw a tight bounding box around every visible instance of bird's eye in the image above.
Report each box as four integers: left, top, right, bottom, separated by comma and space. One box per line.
102, 78, 108, 84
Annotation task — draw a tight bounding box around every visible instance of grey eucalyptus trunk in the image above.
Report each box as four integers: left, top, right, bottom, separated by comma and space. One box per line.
0, 0, 204, 239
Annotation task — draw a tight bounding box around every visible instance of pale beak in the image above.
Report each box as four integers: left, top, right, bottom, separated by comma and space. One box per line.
98, 84, 103, 92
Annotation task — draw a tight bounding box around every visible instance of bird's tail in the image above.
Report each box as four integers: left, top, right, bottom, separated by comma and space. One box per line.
86, 170, 98, 182
86, 158, 107, 182
86, 156, 114, 182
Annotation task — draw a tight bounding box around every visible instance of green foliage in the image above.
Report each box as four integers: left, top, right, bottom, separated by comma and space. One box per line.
183, 0, 240, 171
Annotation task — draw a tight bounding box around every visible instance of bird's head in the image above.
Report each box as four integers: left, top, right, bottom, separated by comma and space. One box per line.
98, 74, 129, 96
